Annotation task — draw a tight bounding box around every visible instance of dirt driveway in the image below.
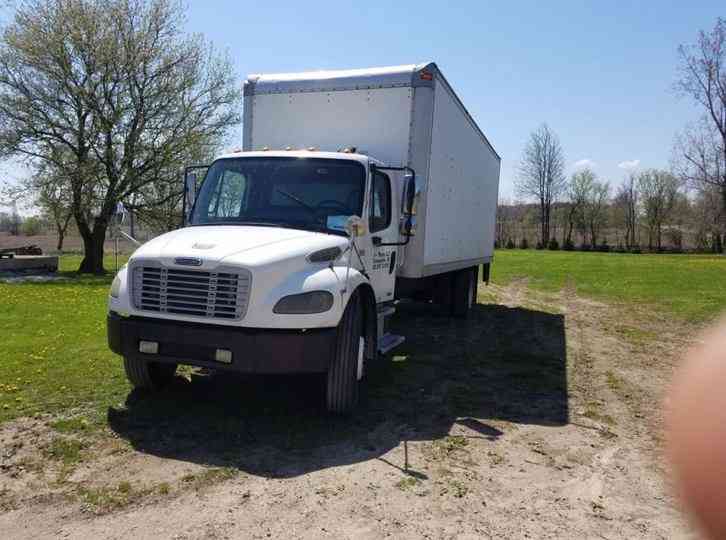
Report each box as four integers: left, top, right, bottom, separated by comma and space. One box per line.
0, 283, 694, 539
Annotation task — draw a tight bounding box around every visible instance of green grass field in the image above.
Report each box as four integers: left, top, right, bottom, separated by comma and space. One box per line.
491, 250, 726, 322
0, 256, 130, 423
1, 250, 725, 424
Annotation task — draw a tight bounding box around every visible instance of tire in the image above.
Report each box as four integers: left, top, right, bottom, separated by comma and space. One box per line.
123, 357, 177, 390
326, 292, 364, 414
432, 273, 452, 307
451, 267, 476, 318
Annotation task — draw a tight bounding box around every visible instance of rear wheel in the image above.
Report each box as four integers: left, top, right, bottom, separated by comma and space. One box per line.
326, 293, 364, 414
451, 267, 477, 318
123, 357, 177, 390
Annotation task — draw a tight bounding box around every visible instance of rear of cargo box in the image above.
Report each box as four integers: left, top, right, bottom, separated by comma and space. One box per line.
243, 63, 500, 279
401, 66, 501, 278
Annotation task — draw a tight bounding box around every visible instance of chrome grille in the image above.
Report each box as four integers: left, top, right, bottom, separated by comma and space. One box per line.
131, 262, 250, 320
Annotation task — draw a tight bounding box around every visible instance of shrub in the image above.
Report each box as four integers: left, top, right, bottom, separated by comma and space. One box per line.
596, 242, 610, 253
535, 241, 544, 250
519, 238, 529, 249
563, 238, 575, 251
580, 244, 591, 252
505, 238, 515, 249
547, 238, 559, 250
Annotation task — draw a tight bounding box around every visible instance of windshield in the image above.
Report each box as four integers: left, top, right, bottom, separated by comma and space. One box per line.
190, 157, 365, 234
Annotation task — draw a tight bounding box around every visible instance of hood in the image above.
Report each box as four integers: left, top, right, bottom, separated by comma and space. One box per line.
131, 225, 348, 270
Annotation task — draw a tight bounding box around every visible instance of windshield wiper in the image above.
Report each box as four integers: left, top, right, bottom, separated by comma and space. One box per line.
274, 189, 327, 226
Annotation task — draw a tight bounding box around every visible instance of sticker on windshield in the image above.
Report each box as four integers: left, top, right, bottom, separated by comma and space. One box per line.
327, 215, 348, 231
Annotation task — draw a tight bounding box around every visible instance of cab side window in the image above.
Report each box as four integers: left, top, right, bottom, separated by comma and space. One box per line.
370, 171, 391, 233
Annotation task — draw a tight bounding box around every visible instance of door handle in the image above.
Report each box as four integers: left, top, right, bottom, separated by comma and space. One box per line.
372, 236, 382, 246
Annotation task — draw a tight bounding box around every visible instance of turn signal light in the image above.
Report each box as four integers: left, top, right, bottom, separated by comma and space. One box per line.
215, 349, 232, 364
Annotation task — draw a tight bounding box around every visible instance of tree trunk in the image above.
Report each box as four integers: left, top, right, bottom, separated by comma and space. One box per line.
656, 225, 662, 251
56, 225, 65, 252
543, 204, 549, 246
55, 213, 72, 252
714, 232, 723, 254
78, 223, 107, 274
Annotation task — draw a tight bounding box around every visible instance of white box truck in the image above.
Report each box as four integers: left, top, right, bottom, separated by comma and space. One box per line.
107, 62, 500, 413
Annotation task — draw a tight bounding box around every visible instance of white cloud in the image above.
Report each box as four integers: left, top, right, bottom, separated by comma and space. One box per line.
618, 159, 640, 171
573, 159, 596, 170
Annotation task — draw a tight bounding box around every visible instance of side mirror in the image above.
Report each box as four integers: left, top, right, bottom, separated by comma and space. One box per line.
403, 171, 416, 216
400, 215, 416, 237
345, 215, 367, 237
184, 172, 198, 222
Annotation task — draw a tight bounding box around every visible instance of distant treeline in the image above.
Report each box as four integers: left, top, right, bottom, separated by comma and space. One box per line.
497, 179, 722, 254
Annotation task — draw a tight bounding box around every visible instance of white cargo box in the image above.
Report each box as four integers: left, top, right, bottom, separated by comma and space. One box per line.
243, 62, 501, 279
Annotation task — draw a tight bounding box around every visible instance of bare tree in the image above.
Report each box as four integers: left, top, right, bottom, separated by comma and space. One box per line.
30, 166, 74, 251
691, 184, 724, 251
637, 169, 680, 250
674, 18, 726, 251
584, 180, 610, 247
613, 174, 638, 248
0, 0, 241, 272
566, 168, 610, 247
566, 168, 595, 246
516, 124, 566, 246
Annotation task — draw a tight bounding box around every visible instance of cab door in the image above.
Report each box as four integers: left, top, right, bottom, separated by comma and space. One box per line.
365, 169, 399, 303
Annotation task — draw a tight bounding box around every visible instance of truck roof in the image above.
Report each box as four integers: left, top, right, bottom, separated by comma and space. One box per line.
215, 150, 382, 166
245, 63, 433, 95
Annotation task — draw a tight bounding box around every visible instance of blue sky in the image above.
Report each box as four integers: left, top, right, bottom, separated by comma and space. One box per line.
1, 0, 722, 206
185, 0, 721, 199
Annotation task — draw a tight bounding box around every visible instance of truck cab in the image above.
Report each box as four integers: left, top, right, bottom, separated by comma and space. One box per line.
109, 150, 417, 412
107, 63, 500, 413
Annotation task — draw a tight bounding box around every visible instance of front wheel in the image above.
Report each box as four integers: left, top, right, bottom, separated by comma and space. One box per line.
326, 293, 364, 414
123, 357, 177, 390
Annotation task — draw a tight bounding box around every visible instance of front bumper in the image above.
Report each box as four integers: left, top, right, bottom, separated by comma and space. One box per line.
107, 312, 335, 373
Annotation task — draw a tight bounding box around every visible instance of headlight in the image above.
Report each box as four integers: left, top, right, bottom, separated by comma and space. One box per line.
273, 291, 334, 314
110, 274, 122, 298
